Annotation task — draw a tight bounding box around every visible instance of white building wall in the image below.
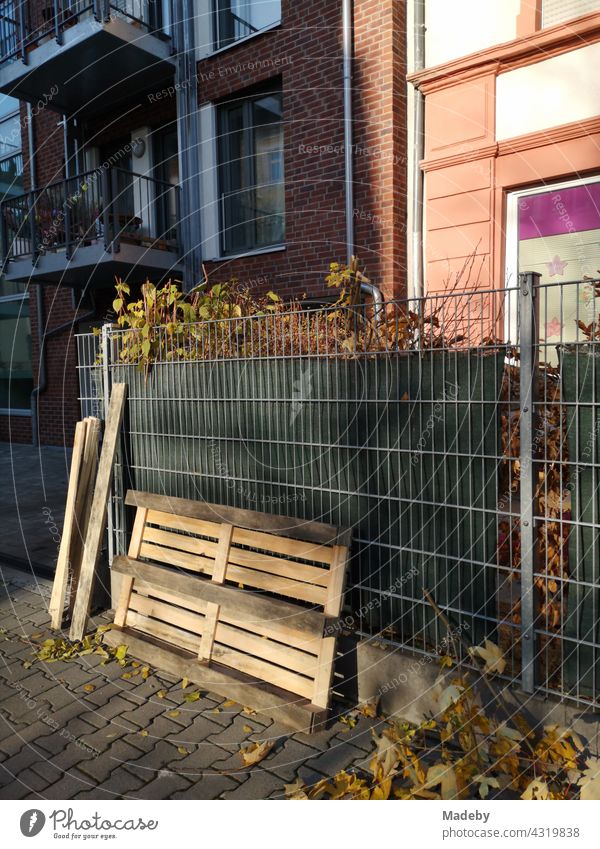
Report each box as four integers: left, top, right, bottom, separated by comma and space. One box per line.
496, 42, 600, 140
425, 0, 521, 67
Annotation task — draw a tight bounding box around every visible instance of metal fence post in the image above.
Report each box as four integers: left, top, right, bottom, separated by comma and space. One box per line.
519, 270, 541, 694
101, 323, 114, 568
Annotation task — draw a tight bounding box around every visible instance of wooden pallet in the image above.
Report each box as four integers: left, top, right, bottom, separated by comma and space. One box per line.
103, 490, 352, 732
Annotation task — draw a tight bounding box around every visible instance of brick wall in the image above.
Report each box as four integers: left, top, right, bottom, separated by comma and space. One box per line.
4, 0, 408, 444
197, 0, 407, 300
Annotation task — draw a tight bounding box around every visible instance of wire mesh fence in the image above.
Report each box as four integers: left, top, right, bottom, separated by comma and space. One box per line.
76, 274, 600, 708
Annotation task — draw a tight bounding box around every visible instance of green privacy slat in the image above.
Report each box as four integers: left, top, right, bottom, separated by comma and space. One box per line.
561, 349, 600, 700
113, 350, 503, 653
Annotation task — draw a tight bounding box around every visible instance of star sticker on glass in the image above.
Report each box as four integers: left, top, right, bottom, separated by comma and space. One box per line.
545, 317, 563, 339
545, 255, 569, 277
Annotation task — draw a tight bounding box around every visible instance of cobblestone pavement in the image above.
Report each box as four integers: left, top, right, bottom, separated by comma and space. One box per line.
0, 566, 377, 800
0, 443, 70, 574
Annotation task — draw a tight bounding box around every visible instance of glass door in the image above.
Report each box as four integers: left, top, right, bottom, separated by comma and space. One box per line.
153, 126, 179, 244
506, 177, 600, 356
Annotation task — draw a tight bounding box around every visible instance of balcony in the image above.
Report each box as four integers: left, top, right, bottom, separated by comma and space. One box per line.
1, 166, 182, 287
0, 1, 175, 117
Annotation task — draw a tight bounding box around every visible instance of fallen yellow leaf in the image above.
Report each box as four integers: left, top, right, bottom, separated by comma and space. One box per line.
240, 740, 275, 766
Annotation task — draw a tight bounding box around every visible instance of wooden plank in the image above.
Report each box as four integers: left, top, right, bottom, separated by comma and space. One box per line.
145, 509, 221, 540
198, 523, 232, 662
126, 610, 199, 653
103, 626, 327, 732
69, 383, 128, 641
209, 643, 314, 699
49, 420, 88, 630
311, 544, 350, 709
114, 507, 148, 628
232, 527, 334, 565
132, 581, 321, 653
68, 417, 101, 614
112, 555, 326, 639
128, 591, 319, 675
139, 538, 328, 605
126, 490, 343, 545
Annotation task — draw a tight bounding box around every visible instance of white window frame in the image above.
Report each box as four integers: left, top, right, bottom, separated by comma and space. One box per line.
505, 174, 600, 343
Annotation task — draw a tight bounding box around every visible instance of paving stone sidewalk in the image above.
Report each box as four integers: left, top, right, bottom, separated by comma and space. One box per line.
0, 566, 377, 800
0, 443, 70, 574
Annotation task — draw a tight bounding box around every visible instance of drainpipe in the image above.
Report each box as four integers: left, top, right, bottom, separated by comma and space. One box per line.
26, 101, 44, 445
31, 294, 97, 446
176, 0, 201, 290
411, 0, 426, 300
342, 0, 384, 317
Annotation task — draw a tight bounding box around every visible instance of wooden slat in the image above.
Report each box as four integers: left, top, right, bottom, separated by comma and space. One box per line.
68, 417, 101, 614
132, 581, 320, 653
311, 544, 350, 708
129, 591, 319, 675
145, 509, 221, 541
127, 610, 199, 653
198, 523, 232, 662
138, 540, 328, 605
115, 507, 148, 628
126, 490, 343, 545
69, 383, 128, 641
232, 526, 334, 565
210, 644, 314, 699
124, 609, 313, 699
143, 525, 330, 587
49, 420, 88, 630
103, 626, 327, 732
112, 555, 326, 639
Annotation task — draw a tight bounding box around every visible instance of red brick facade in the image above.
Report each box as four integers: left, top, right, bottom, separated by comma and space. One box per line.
2, 1, 407, 444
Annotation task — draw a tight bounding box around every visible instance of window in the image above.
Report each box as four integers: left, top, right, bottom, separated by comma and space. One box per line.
0, 281, 32, 414
0, 95, 30, 414
214, 0, 280, 49
218, 90, 284, 255
543, 0, 600, 27
505, 176, 600, 361
0, 95, 23, 200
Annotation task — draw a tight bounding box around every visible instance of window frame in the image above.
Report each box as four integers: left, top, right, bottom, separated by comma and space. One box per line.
212, 0, 281, 52
0, 286, 32, 416
504, 174, 600, 343
217, 87, 285, 257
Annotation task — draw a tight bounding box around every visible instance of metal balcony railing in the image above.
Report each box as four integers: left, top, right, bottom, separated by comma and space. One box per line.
1, 165, 180, 261
0, 0, 172, 64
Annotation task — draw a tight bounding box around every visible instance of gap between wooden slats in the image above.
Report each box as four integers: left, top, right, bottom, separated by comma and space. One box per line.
142, 525, 330, 587
144, 509, 334, 564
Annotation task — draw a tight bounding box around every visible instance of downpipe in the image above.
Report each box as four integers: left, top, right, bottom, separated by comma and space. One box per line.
342, 0, 384, 321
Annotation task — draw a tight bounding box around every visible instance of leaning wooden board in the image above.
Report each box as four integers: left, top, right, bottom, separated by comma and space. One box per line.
69, 384, 127, 641
103, 490, 352, 732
